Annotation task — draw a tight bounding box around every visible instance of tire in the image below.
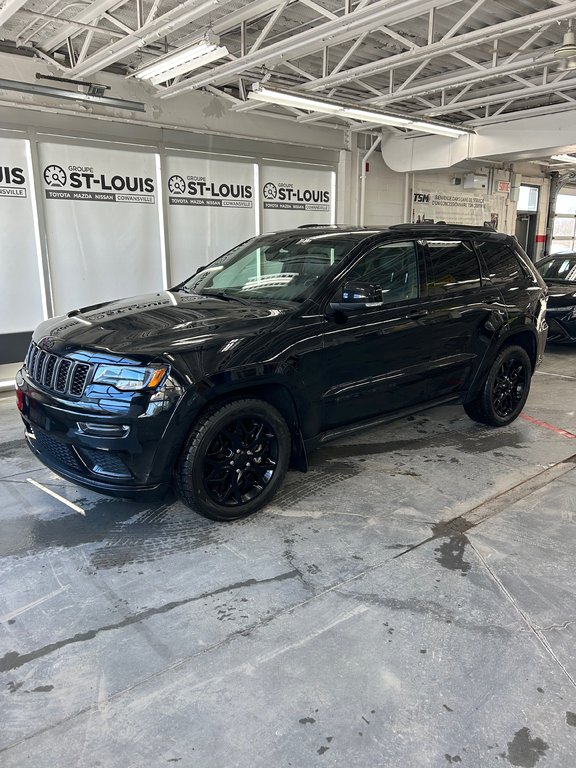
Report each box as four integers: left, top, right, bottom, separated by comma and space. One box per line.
463, 344, 532, 427
176, 398, 291, 521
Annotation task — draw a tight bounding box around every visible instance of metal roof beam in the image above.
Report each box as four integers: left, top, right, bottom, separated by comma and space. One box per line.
367, 48, 557, 106
157, 0, 461, 98
418, 76, 576, 116
69, 0, 237, 78
0, 0, 27, 27
301, 4, 576, 92
39, 0, 129, 53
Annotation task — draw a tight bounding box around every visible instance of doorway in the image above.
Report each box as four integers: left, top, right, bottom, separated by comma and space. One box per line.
515, 213, 537, 259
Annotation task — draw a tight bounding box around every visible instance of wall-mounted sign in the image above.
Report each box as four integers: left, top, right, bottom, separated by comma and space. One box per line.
412, 186, 504, 229
165, 154, 256, 283
42, 162, 155, 204
261, 163, 334, 230
0, 138, 44, 333
167, 173, 252, 209
0, 163, 27, 198
497, 180, 511, 194
39, 142, 163, 314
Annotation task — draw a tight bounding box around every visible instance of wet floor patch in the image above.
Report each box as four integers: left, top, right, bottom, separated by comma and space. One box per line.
500, 727, 549, 767
434, 535, 471, 576
315, 425, 527, 462
273, 460, 361, 509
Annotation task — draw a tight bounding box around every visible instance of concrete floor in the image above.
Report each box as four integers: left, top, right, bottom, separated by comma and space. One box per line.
1, 347, 575, 768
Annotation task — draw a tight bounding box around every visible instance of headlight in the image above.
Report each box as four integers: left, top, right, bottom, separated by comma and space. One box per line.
92, 364, 169, 391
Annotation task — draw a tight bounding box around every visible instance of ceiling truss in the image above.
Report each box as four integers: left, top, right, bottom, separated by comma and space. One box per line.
0, 0, 576, 134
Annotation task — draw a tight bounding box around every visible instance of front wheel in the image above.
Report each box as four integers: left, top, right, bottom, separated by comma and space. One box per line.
464, 345, 532, 427
176, 398, 291, 521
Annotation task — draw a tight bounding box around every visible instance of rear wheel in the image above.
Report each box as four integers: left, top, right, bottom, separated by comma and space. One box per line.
176, 398, 290, 521
464, 345, 532, 427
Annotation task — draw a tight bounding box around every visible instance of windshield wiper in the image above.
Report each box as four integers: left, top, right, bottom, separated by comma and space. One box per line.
199, 290, 251, 306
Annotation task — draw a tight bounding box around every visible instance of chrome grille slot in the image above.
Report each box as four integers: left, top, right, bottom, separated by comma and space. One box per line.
71, 364, 90, 397
24, 341, 92, 399
35, 349, 46, 381
43, 355, 57, 388
56, 359, 72, 391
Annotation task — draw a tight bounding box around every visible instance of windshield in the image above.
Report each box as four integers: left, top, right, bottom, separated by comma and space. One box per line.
179, 233, 362, 303
538, 256, 576, 282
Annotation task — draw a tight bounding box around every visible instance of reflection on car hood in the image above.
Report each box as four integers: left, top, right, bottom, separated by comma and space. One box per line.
545, 281, 576, 307
32, 291, 289, 358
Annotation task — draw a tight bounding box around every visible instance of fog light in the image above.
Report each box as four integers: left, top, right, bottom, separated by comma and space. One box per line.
77, 422, 130, 437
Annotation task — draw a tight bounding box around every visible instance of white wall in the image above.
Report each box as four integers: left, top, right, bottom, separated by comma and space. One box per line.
362, 151, 407, 226
359, 150, 551, 252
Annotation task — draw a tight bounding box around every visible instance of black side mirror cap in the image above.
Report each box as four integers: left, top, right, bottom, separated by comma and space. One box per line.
341, 281, 382, 304
329, 281, 383, 313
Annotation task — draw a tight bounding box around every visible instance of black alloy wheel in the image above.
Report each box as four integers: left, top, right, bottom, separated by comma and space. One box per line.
176, 399, 291, 521
463, 344, 532, 427
491, 356, 528, 419
203, 415, 279, 506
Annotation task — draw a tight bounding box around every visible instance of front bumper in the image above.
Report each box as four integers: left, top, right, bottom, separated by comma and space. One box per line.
545, 313, 576, 344
16, 368, 193, 500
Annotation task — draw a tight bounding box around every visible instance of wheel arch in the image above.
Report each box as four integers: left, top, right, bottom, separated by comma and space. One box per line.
498, 329, 538, 371
181, 381, 309, 472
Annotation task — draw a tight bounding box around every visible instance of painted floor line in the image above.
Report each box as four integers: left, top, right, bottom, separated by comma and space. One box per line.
0, 585, 70, 623
535, 371, 576, 381
26, 478, 86, 516
520, 413, 576, 439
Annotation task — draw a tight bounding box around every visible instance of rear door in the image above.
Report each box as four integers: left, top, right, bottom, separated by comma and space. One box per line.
474, 238, 542, 332
419, 238, 506, 398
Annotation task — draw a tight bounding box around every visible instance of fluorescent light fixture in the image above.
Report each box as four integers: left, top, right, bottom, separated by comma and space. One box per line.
248, 87, 344, 114
551, 154, 576, 163
344, 107, 411, 127
408, 120, 468, 138
134, 35, 229, 85
248, 84, 470, 137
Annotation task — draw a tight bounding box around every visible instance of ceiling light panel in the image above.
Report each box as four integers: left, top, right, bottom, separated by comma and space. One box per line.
134, 37, 229, 84
248, 85, 470, 137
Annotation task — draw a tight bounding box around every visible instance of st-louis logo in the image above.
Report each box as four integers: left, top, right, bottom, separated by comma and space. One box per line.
43, 165, 67, 187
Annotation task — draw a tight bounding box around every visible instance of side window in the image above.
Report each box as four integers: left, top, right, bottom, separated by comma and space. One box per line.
475, 241, 526, 284
345, 241, 420, 304
425, 240, 481, 294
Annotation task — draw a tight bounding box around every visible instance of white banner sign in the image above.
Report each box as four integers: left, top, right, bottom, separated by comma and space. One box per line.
0, 138, 44, 333
165, 154, 256, 284
412, 189, 503, 229
39, 142, 163, 314
261, 163, 334, 231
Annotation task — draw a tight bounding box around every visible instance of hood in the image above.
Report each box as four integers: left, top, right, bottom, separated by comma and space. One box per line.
544, 281, 576, 308
32, 291, 289, 359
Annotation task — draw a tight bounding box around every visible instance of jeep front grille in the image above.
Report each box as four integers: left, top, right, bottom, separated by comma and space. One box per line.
25, 341, 91, 398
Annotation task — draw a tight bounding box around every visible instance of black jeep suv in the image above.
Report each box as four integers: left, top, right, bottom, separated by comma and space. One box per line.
16, 224, 548, 521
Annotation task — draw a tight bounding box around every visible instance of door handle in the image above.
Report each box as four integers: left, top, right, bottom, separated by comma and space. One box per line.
408, 309, 430, 319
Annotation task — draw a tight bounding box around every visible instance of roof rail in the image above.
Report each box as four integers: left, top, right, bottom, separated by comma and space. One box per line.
389, 222, 496, 232
297, 224, 341, 229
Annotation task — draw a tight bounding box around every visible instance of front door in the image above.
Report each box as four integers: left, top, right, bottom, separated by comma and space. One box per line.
321, 239, 441, 430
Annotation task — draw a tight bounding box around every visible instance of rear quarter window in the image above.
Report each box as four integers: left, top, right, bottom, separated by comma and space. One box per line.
475, 240, 528, 283
425, 240, 481, 294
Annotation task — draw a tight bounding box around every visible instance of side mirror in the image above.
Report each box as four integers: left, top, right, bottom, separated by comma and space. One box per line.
329, 281, 383, 313
341, 282, 382, 303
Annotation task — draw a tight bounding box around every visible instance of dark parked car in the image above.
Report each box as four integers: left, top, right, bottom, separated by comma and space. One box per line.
16, 224, 548, 521
537, 253, 576, 344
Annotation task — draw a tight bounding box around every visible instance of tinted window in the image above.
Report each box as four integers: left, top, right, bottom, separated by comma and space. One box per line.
538, 256, 576, 282
425, 240, 480, 294
475, 241, 524, 284
346, 241, 419, 304
182, 234, 356, 302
